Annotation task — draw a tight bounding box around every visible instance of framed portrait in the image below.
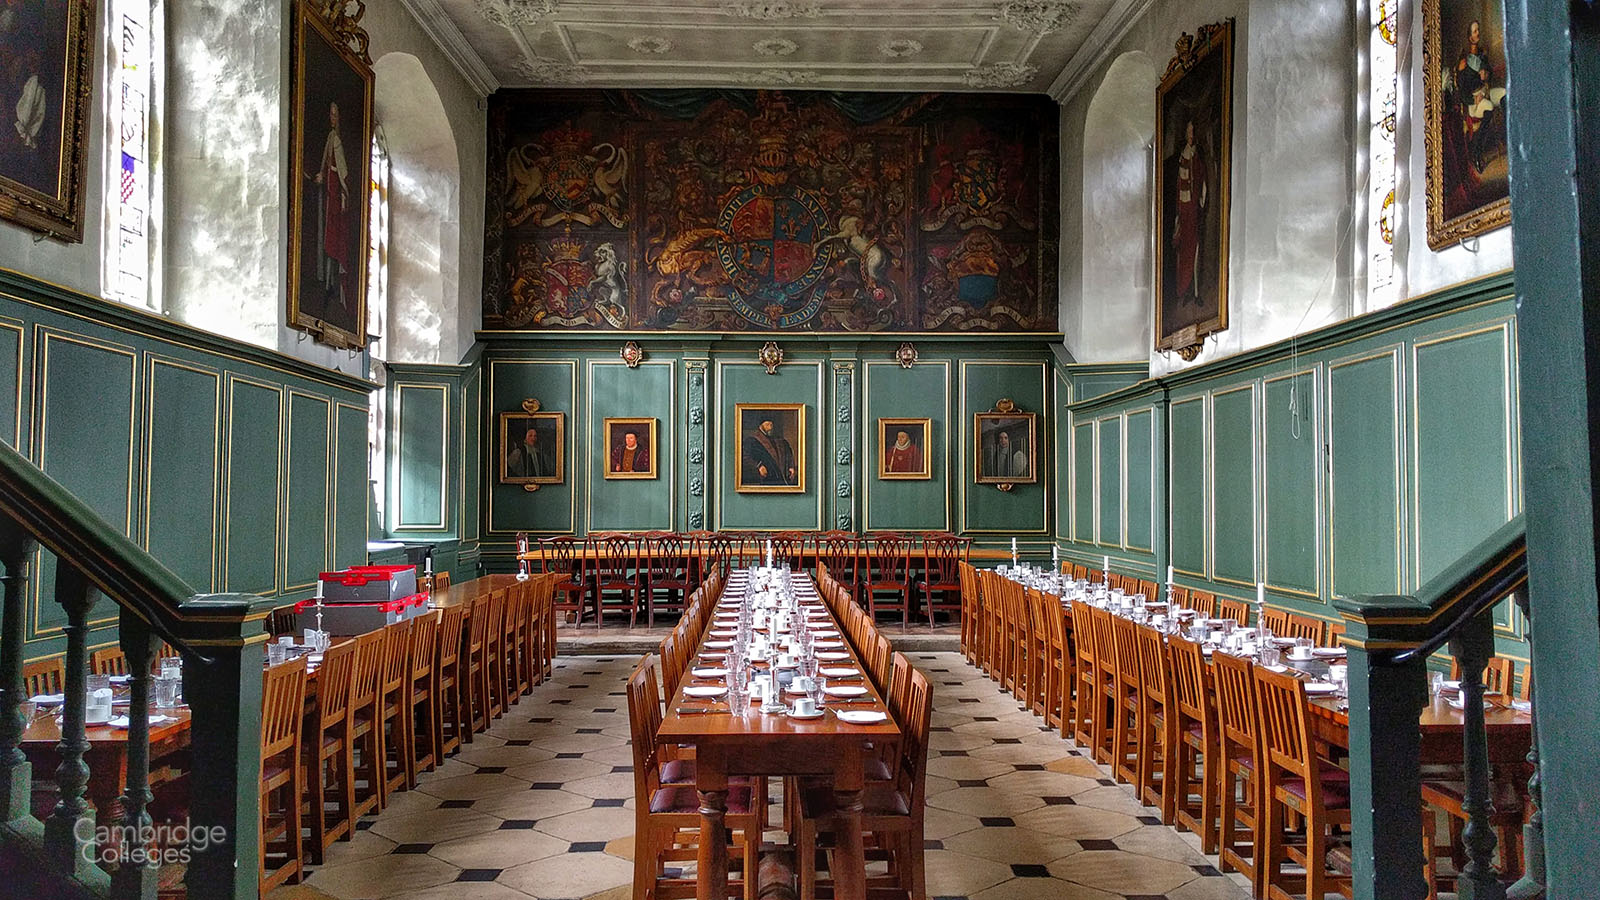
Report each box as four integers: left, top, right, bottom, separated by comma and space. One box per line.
0, 0, 93, 240
1424, 0, 1511, 248
1154, 20, 1235, 362
734, 403, 805, 494
603, 417, 657, 479
878, 418, 932, 480
499, 411, 565, 485
974, 412, 1037, 484
287, 2, 375, 351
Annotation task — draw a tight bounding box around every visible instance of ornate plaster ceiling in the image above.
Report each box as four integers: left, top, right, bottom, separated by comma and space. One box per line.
398, 0, 1155, 98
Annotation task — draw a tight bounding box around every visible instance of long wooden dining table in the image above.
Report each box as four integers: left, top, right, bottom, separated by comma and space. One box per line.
656, 570, 900, 900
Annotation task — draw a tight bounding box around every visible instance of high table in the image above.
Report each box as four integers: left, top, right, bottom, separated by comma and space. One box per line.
656, 571, 900, 900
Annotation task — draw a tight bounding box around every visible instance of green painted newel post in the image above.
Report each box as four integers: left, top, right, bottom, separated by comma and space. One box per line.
0, 523, 36, 824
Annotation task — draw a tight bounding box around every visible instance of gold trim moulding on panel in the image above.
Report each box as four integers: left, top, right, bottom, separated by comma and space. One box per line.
1260, 365, 1325, 602
222, 373, 285, 597
485, 359, 578, 536
283, 389, 334, 592
142, 354, 223, 593
1166, 395, 1209, 578
390, 382, 451, 532
35, 327, 140, 535
861, 360, 954, 533
460, 368, 483, 544
713, 360, 825, 532
1205, 382, 1259, 590
584, 359, 676, 532
1325, 346, 1407, 595
332, 401, 368, 566
0, 317, 24, 448
957, 359, 1050, 535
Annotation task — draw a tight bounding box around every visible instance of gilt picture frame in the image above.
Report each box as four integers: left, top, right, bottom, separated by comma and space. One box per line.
878, 417, 933, 480
1154, 20, 1235, 363
603, 417, 658, 480
287, 1, 375, 351
974, 412, 1038, 485
734, 403, 806, 494
499, 411, 565, 486
0, 0, 94, 241
1423, 0, 1512, 249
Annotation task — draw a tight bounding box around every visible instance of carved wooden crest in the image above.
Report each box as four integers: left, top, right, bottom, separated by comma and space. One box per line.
758, 341, 784, 375
620, 341, 644, 368
314, 0, 372, 65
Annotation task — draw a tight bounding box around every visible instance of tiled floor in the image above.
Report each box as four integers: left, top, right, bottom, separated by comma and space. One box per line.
270, 651, 1250, 900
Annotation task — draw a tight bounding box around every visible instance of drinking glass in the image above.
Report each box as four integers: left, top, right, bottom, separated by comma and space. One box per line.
267, 642, 287, 666
811, 676, 827, 707
154, 673, 182, 709
1260, 645, 1280, 667
1430, 671, 1444, 696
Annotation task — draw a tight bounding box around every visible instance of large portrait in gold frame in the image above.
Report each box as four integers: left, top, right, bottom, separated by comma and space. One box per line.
499, 411, 565, 486
734, 403, 805, 493
1154, 20, 1234, 363
287, 2, 374, 351
0, 0, 93, 241
974, 412, 1037, 484
1423, 0, 1511, 248
603, 417, 658, 480
878, 417, 932, 480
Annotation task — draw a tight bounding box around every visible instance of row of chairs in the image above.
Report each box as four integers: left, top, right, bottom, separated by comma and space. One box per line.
22, 642, 183, 693
256, 574, 559, 890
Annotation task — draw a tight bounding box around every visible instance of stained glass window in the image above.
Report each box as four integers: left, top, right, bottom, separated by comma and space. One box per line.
1367, 0, 1400, 308
105, 0, 158, 309
367, 131, 391, 520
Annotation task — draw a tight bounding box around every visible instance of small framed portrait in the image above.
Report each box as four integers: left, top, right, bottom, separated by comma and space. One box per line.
0, 0, 94, 240
499, 412, 565, 485
878, 418, 932, 480
974, 412, 1038, 484
603, 417, 657, 479
735, 403, 806, 493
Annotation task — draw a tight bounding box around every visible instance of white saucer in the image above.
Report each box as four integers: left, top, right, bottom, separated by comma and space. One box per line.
817, 651, 850, 661
835, 710, 887, 724
787, 707, 825, 720
1303, 683, 1340, 694
684, 685, 727, 698
692, 667, 729, 678
824, 685, 868, 698
820, 666, 858, 678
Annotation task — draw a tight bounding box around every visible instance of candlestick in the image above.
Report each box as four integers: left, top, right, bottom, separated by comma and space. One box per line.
1167, 564, 1174, 585
1257, 582, 1266, 607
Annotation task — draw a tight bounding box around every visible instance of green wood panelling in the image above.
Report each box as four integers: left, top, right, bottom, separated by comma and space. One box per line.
961, 361, 1048, 534
587, 361, 674, 532
462, 369, 481, 543
716, 362, 822, 531
864, 362, 949, 532
1263, 371, 1320, 597
1413, 327, 1513, 585
1211, 387, 1256, 585
285, 393, 331, 588
144, 359, 220, 591
0, 321, 20, 448
1073, 423, 1094, 542
487, 359, 577, 534
224, 379, 282, 595
1125, 409, 1153, 551
333, 403, 368, 569
394, 384, 448, 530
1330, 352, 1403, 596
1097, 419, 1122, 546
1169, 398, 1207, 575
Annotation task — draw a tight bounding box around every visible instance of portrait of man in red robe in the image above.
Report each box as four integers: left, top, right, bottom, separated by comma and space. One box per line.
1171, 119, 1208, 306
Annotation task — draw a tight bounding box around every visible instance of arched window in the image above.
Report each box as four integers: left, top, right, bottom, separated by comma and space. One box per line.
1366, 0, 1400, 308
104, 0, 161, 310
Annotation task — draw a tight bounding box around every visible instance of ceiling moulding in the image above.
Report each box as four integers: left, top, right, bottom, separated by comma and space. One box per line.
963, 61, 1039, 88
997, 1, 1082, 36
721, 1, 824, 18
513, 54, 593, 83
1048, 0, 1155, 103
477, 0, 557, 28
399, 0, 499, 96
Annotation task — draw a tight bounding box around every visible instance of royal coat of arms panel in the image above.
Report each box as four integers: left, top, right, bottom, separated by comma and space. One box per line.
484, 90, 1058, 334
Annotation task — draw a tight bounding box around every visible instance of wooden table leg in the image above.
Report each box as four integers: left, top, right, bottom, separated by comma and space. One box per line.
831, 742, 867, 900
696, 744, 730, 900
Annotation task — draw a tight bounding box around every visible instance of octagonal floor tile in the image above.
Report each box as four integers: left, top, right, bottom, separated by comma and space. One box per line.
1048, 848, 1200, 895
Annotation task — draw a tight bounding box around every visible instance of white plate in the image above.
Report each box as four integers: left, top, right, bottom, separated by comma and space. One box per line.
836, 710, 888, 724
1303, 683, 1340, 694
787, 707, 826, 720
824, 684, 868, 698
110, 714, 175, 729
705, 640, 733, 649
30, 694, 64, 705
1311, 647, 1346, 658
814, 640, 844, 649
711, 630, 737, 637
817, 651, 850, 661
812, 629, 840, 638
692, 667, 728, 678
699, 651, 726, 660
820, 667, 858, 678
684, 685, 727, 698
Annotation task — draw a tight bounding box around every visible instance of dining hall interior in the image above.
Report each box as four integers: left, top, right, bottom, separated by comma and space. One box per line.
1, 1, 1597, 899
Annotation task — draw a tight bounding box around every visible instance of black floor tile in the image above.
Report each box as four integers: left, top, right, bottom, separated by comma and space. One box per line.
611, 765, 634, 773
956, 779, 989, 788
1078, 838, 1118, 851
1014, 763, 1045, 771
530, 782, 564, 790
576, 727, 603, 734
392, 843, 434, 854
476, 766, 508, 774
569, 841, 607, 853
593, 798, 625, 807
1137, 815, 1163, 825
978, 816, 1014, 827
556, 752, 585, 759
1192, 864, 1223, 877
437, 799, 476, 809
1010, 864, 1051, 878
1042, 796, 1076, 805
500, 820, 539, 829
457, 869, 502, 882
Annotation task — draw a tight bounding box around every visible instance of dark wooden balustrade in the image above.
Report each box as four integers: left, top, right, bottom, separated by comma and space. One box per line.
0, 439, 276, 899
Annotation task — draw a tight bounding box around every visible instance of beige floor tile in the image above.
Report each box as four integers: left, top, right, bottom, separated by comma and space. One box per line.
968, 742, 1076, 766
503, 756, 612, 784
368, 808, 504, 844
986, 768, 1102, 797
306, 852, 459, 899
922, 806, 983, 840
1070, 784, 1153, 815
319, 830, 398, 867
603, 834, 635, 861
971, 875, 1120, 900
1045, 755, 1105, 777
417, 773, 532, 802
562, 771, 635, 800
367, 789, 438, 819
455, 744, 559, 768
925, 755, 1016, 781
525, 733, 626, 757
922, 848, 1014, 896
582, 886, 632, 900
1015, 803, 1143, 839
497, 851, 633, 899
924, 774, 961, 797
472, 787, 593, 821
928, 731, 992, 752
429, 827, 569, 869
1048, 848, 1201, 895
1168, 873, 1256, 899
534, 805, 638, 842
926, 786, 1046, 818
577, 744, 637, 767
1111, 825, 1214, 865
387, 884, 532, 900
942, 825, 1081, 865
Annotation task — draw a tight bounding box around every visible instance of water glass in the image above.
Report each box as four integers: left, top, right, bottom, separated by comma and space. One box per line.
810, 676, 827, 707
267, 642, 287, 666
159, 656, 182, 679
1430, 671, 1444, 696
1259, 645, 1280, 667
154, 673, 182, 708
86, 674, 113, 723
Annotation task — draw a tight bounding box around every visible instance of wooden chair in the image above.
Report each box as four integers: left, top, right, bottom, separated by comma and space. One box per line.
525, 573, 554, 686
594, 535, 642, 627
434, 604, 468, 758
303, 638, 357, 864
23, 655, 64, 696
430, 570, 452, 594
1450, 656, 1515, 695
1168, 584, 1190, 609
406, 610, 442, 788
1255, 665, 1352, 900
508, 580, 533, 699
90, 647, 128, 676
376, 620, 413, 805
1004, 579, 1031, 702
1136, 578, 1159, 602
977, 569, 1002, 680
1134, 622, 1179, 823
462, 595, 491, 736
1108, 613, 1143, 785
919, 535, 967, 626
645, 533, 694, 626
267, 604, 300, 637
957, 562, 981, 666
867, 632, 894, 695
541, 536, 591, 625
1170, 633, 1222, 853
498, 584, 525, 705
259, 656, 308, 891
864, 534, 914, 627
1213, 650, 1265, 893
1284, 614, 1323, 644
1089, 606, 1121, 766
1188, 589, 1218, 618
1024, 587, 1050, 716
1070, 601, 1102, 748
1218, 596, 1251, 627
798, 666, 932, 900
627, 658, 762, 900
1259, 607, 1292, 637
1324, 620, 1347, 648
1041, 589, 1072, 734
348, 631, 385, 820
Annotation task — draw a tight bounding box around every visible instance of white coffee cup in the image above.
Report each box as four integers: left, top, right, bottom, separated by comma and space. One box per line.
793, 697, 817, 716
777, 653, 795, 669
